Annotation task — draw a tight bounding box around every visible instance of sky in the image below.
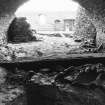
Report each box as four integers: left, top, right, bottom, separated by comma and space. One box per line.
15, 0, 79, 14
15, 0, 79, 28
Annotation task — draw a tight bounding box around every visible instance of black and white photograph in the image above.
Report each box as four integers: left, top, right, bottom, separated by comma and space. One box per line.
0, 0, 105, 104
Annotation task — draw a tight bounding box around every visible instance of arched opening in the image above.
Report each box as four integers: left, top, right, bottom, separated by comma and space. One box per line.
6, 0, 98, 56
7, 0, 86, 44
1, 0, 105, 105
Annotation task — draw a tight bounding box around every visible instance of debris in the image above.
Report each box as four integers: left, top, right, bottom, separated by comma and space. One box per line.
23, 63, 105, 105
1, 63, 105, 105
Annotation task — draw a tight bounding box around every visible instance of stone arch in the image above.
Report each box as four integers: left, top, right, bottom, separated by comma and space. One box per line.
74, 7, 97, 45
73, 0, 105, 47
0, 0, 28, 45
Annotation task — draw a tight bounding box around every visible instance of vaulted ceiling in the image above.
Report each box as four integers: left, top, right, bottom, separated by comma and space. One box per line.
0, 0, 104, 17
74, 0, 105, 17
0, 0, 28, 15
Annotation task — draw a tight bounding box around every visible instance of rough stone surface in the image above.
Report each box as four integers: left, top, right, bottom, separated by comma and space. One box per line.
0, 0, 28, 45
0, 0, 28, 15
0, 67, 7, 85
74, 6, 96, 42
25, 63, 105, 105
0, 14, 15, 45
74, 0, 105, 47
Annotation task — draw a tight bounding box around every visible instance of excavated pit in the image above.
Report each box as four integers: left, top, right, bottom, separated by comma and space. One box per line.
0, 58, 105, 105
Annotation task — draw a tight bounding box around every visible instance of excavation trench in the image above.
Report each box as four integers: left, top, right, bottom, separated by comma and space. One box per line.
0, 57, 105, 105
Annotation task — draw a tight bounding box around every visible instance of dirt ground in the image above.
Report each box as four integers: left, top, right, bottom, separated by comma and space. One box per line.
8, 37, 81, 59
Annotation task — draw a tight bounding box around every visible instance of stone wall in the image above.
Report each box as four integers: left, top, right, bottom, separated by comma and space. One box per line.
0, 0, 28, 15
0, 0, 28, 45
91, 14, 105, 47
74, 6, 96, 41
74, 0, 105, 47
0, 14, 15, 45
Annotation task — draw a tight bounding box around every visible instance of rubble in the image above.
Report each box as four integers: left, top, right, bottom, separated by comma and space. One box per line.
0, 67, 25, 105
0, 67, 7, 85
24, 63, 105, 105
0, 63, 105, 105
